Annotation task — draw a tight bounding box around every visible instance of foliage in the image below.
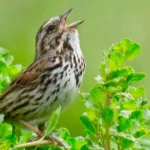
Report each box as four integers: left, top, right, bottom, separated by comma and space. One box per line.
0, 39, 150, 150
0, 47, 22, 94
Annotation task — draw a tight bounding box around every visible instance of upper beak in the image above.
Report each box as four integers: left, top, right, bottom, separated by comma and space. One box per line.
60, 8, 73, 21
60, 8, 84, 28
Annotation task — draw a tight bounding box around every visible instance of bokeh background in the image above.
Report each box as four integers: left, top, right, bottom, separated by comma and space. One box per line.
0, 0, 149, 136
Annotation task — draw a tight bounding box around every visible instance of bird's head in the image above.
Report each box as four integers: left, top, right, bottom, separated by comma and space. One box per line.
35, 8, 84, 59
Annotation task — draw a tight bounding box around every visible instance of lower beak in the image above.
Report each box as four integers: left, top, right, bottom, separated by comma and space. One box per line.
68, 20, 84, 28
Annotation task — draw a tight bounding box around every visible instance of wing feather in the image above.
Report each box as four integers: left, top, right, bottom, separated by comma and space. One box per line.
2, 56, 62, 95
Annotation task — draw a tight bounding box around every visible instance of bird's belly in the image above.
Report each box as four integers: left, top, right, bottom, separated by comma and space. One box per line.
48, 74, 79, 110
28, 69, 83, 125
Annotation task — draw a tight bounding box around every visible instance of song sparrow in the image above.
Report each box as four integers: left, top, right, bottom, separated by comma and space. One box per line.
0, 8, 85, 144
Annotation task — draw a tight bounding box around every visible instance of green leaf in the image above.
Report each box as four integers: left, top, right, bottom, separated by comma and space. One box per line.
107, 68, 128, 80
0, 123, 12, 138
137, 97, 147, 107
6, 134, 17, 145
143, 108, 150, 121
60, 128, 70, 140
100, 50, 108, 78
0, 57, 7, 67
84, 129, 95, 136
1, 76, 11, 88
105, 80, 117, 88
134, 135, 150, 149
87, 110, 97, 122
0, 86, 5, 95
113, 132, 135, 141
120, 110, 131, 118
69, 136, 86, 150
80, 92, 90, 100
127, 72, 146, 83
108, 51, 125, 71
19, 128, 32, 143
113, 132, 135, 149
121, 137, 134, 149
9, 64, 22, 78
90, 86, 106, 104
121, 99, 136, 110
122, 39, 140, 60
5, 55, 14, 65
129, 110, 142, 120
134, 130, 145, 138
81, 145, 89, 150
112, 39, 140, 60
129, 87, 145, 100
117, 117, 131, 132
80, 114, 96, 133
0, 141, 11, 150
42, 105, 61, 138
95, 75, 104, 84
0, 47, 9, 57
101, 106, 114, 123
84, 138, 103, 150
105, 80, 123, 95
105, 78, 129, 94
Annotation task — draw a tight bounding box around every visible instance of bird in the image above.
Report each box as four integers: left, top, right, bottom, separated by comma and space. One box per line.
0, 8, 85, 145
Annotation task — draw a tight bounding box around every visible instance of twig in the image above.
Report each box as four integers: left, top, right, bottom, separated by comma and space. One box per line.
97, 134, 108, 150
19, 120, 65, 147
20, 120, 43, 137
13, 140, 53, 149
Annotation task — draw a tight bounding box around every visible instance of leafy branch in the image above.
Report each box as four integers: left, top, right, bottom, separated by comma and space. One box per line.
80, 39, 149, 150
0, 39, 150, 150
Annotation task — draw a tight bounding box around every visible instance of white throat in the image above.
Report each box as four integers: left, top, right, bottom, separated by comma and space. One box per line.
60, 29, 82, 55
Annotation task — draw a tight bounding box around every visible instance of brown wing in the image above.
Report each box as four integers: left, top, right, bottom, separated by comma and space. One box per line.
2, 58, 47, 95
2, 55, 62, 96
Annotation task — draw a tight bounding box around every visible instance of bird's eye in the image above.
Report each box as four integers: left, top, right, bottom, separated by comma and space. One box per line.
48, 25, 55, 31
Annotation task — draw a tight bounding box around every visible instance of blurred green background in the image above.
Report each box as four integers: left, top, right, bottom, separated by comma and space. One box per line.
0, 0, 149, 136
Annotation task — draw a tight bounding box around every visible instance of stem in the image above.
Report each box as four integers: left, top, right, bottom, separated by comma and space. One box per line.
98, 134, 107, 150
105, 125, 110, 150
105, 94, 111, 150
13, 140, 53, 149
117, 143, 121, 150
106, 93, 110, 106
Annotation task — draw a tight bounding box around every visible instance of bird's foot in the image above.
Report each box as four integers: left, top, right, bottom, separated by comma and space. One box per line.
27, 136, 40, 142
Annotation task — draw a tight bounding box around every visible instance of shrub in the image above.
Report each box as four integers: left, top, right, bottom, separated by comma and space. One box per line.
0, 39, 150, 150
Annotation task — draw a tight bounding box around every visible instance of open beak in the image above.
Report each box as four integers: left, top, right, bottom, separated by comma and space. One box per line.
60, 8, 84, 29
